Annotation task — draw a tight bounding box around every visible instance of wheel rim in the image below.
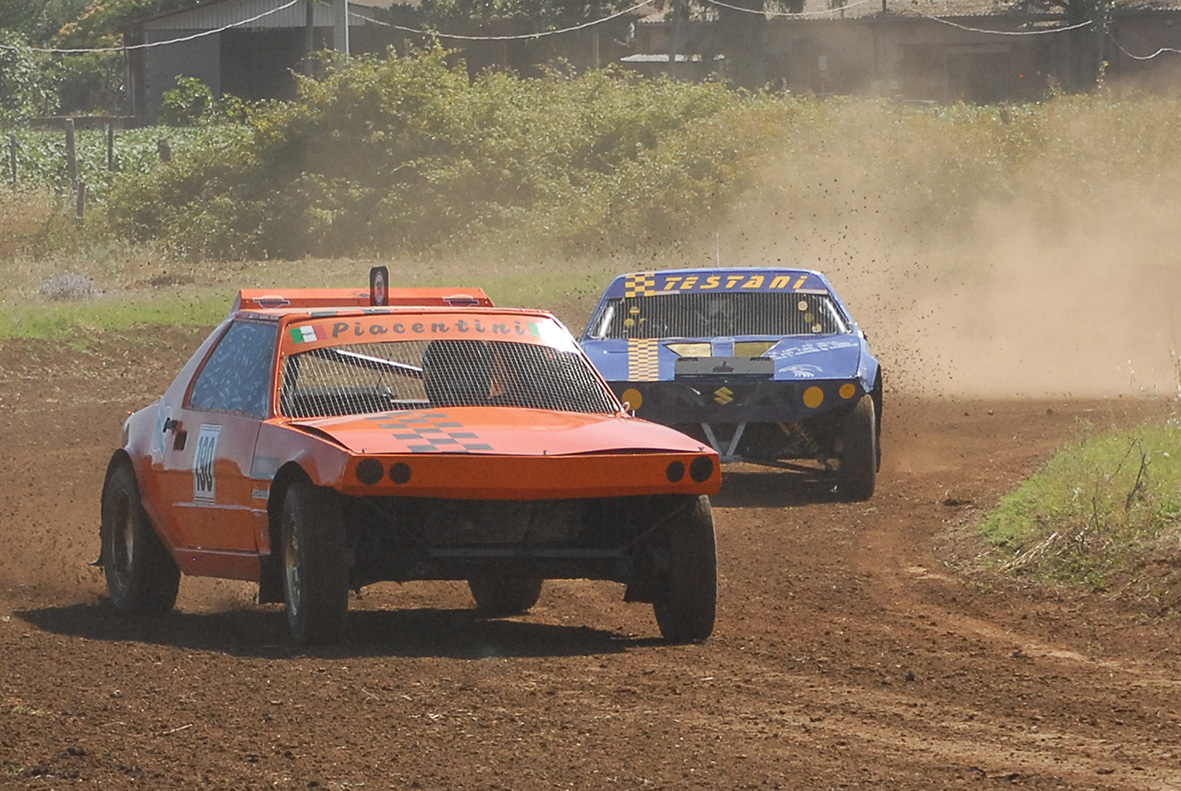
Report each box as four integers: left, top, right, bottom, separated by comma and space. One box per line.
282, 508, 302, 620
109, 490, 135, 591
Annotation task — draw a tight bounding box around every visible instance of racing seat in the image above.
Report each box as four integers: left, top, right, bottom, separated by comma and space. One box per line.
422, 339, 494, 407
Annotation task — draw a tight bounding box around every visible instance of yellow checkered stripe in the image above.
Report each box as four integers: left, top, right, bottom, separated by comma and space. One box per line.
623, 273, 657, 298
627, 339, 660, 381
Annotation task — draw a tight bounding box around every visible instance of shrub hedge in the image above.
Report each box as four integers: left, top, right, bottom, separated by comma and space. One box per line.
104, 50, 787, 259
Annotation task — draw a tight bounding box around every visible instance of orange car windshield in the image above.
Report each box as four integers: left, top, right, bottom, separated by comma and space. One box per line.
279, 338, 617, 418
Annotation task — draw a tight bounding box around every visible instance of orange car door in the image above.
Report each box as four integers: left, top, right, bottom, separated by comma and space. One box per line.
156, 320, 277, 553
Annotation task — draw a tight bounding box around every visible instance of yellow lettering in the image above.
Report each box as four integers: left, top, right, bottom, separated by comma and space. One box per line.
742, 275, 765, 289
681, 276, 698, 290
793, 275, 808, 289
663, 275, 683, 290
703, 275, 721, 289
770, 276, 792, 289
725, 275, 744, 289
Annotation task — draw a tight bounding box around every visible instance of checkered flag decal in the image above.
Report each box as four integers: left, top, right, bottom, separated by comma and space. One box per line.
627, 339, 660, 381
377, 412, 493, 453
623, 273, 657, 298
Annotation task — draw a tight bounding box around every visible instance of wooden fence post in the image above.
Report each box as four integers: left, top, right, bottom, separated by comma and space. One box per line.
75, 181, 86, 220
65, 118, 77, 185
106, 123, 115, 171
157, 138, 171, 163
8, 134, 16, 187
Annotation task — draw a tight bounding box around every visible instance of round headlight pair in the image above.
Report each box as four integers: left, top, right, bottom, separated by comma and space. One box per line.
667, 455, 714, 483
355, 459, 412, 486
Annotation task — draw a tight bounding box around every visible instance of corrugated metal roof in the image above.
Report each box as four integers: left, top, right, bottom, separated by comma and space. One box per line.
137, 0, 408, 31
620, 53, 726, 62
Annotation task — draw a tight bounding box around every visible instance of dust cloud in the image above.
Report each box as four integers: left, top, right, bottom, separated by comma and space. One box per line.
704, 116, 1181, 400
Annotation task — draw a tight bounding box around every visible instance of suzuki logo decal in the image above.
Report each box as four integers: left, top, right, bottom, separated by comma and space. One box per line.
714, 387, 734, 405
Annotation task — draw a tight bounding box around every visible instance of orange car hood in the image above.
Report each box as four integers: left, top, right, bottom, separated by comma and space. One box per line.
290, 408, 708, 456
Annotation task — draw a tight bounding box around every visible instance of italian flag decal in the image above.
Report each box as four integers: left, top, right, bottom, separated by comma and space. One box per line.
290, 324, 326, 344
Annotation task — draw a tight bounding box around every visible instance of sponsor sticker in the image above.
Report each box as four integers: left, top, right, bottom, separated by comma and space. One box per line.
283, 316, 574, 352
613, 271, 820, 297
193, 424, 222, 504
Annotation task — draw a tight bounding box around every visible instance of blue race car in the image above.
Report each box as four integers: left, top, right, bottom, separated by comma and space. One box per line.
580, 268, 882, 499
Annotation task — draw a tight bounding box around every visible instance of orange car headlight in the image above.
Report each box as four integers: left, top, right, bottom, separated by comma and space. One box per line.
690, 455, 714, 483
356, 459, 384, 486
389, 462, 412, 485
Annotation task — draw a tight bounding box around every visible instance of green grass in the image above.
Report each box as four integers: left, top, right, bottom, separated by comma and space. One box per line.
0, 253, 626, 339
0, 291, 229, 339
981, 419, 1181, 606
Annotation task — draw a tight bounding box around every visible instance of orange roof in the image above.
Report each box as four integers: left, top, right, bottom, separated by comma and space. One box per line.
230, 287, 493, 315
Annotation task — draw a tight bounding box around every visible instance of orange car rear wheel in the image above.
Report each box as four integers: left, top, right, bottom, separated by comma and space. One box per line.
100, 465, 180, 615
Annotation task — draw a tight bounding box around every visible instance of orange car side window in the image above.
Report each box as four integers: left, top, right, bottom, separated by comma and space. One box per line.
189, 321, 278, 417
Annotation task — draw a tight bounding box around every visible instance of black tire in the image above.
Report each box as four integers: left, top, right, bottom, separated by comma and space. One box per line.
280, 479, 350, 645
100, 464, 180, 614
468, 577, 544, 617
837, 394, 877, 501
653, 495, 718, 643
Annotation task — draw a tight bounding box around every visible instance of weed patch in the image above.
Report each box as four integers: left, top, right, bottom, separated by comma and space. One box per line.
981, 417, 1181, 609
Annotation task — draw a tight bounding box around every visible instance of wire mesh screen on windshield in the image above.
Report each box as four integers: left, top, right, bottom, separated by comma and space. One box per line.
592, 291, 849, 340
280, 339, 617, 419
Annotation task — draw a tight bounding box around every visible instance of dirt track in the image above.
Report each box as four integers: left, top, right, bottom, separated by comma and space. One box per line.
2, 332, 1180, 790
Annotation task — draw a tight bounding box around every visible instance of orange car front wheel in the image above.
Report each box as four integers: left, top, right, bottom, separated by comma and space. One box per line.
281, 478, 349, 645
652, 494, 717, 643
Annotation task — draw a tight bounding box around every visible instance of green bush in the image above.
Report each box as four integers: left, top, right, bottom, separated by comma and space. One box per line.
106, 50, 782, 259
0, 30, 57, 125
88, 53, 1181, 262
160, 76, 246, 127
50, 51, 125, 116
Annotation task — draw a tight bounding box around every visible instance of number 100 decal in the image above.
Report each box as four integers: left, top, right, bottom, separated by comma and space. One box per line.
193, 424, 222, 504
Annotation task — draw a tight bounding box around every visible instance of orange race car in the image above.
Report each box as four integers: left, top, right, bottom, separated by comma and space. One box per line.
99, 270, 721, 644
